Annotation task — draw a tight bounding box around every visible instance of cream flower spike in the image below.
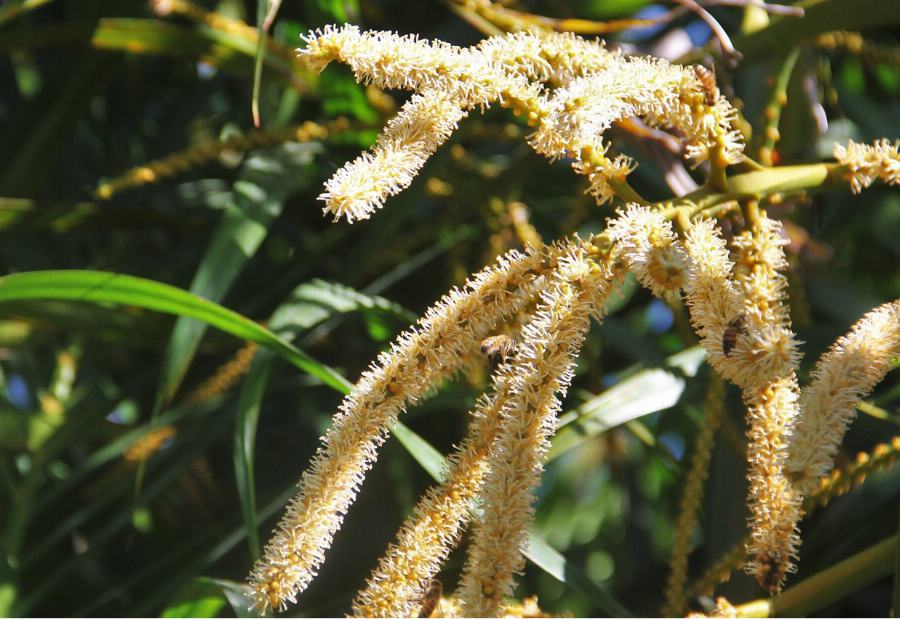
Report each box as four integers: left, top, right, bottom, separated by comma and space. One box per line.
529, 55, 743, 204
299, 24, 543, 110
319, 91, 468, 222
300, 26, 744, 218
685, 214, 803, 592
299, 25, 546, 222
681, 218, 750, 386
475, 30, 619, 85
247, 247, 549, 612
351, 339, 519, 617
605, 204, 689, 303
724, 214, 801, 592
833, 139, 900, 193
457, 242, 618, 617
788, 299, 900, 496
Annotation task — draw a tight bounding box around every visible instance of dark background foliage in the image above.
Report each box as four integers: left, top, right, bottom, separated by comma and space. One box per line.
0, 0, 898, 616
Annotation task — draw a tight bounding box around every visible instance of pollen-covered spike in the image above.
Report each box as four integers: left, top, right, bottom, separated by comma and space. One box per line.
788, 299, 900, 496
456, 245, 618, 617
350, 363, 516, 617
319, 91, 467, 223
247, 247, 551, 612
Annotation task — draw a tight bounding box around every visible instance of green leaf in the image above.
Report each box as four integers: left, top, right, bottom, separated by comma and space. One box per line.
0, 19, 314, 92
155, 142, 322, 410
391, 421, 447, 482
268, 278, 416, 336
0, 270, 350, 393
251, 0, 283, 127
161, 578, 227, 618
0, 0, 60, 28
233, 351, 271, 564
525, 532, 631, 617
201, 578, 256, 618
546, 347, 705, 462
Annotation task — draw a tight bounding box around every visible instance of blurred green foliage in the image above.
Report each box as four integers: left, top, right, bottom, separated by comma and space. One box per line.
0, 0, 899, 616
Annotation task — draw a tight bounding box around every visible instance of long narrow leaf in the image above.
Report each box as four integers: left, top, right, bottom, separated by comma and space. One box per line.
232, 351, 272, 563
155, 143, 321, 409
0, 270, 350, 393
547, 347, 705, 462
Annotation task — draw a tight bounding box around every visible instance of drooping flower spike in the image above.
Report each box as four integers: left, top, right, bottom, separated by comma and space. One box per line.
457, 242, 621, 616
248, 247, 548, 612
298, 26, 743, 221
788, 299, 900, 496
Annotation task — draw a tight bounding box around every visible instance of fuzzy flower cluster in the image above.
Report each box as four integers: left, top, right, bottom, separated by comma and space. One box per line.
610, 208, 803, 591
249, 194, 900, 613
248, 235, 624, 616
729, 216, 804, 592
298, 25, 744, 221
605, 205, 689, 303
456, 245, 618, 617
680, 215, 803, 591
350, 381, 511, 617
833, 139, 900, 193
247, 247, 548, 612
788, 300, 900, 495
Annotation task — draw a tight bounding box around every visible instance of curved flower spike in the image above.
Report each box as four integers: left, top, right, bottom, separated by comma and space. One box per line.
788, 299, 900, 496
457, 243, 619, 617
299, 24, 544, 111
681, 215, 803, 591
301, 26, 744, 219
350, 355, 516, 617
247, 247, 549, 612
319, 91, 468, 222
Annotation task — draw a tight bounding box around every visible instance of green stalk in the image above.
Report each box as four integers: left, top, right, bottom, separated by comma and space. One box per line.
758, 48, 801, 166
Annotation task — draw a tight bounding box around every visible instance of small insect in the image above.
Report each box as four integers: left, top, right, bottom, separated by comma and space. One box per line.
756, 554, 784, 594
417, 579, 443, 618
480, 334, 518, 365
722, 315, 747, 357
692, 65, 719, 106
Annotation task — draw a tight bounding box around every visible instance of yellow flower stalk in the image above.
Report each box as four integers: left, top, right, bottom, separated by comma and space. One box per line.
833, 139, 900, 193
787, 299, 900, 496
247, 248, 548, 612
686, 596, 738, 618
663, 376, 725, 617
351, 370, 516, 617
456, 243, 617, 617
319, 91, 468, 222
300, 25, 743, 219
529, 56, 742, 203
605, 204, 689, 303
729, 215, 803, 592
